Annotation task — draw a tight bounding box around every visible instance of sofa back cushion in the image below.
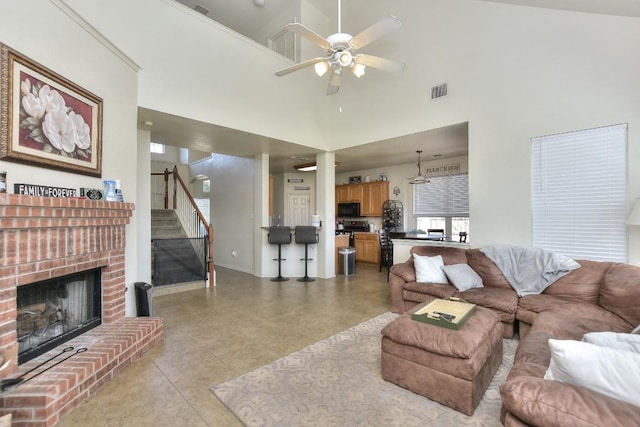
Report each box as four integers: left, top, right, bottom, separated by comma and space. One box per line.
599, 263, 640, 327
410, 246, 468, 265
466, 249, 511, 290
543, 260, 611, 304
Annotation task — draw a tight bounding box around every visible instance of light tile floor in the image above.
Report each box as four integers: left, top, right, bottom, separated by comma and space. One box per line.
57, 264, 390, 426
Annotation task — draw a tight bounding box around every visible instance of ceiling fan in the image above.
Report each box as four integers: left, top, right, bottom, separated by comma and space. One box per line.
274, 0, 404, 95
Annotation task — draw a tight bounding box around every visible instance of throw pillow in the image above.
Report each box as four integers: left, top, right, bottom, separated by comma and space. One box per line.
582, 331, 640, 353
413, 254, 448, 284
441, 264, 484, 292
544, 339, 640, 407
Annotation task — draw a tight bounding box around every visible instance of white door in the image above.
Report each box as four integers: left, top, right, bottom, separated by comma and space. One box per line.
287, 193, 310, 226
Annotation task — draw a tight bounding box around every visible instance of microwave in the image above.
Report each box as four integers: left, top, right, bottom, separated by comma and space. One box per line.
338, 202, 361, 218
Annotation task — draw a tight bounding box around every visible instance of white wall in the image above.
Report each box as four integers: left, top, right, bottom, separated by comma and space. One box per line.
1, 0, 141, 315
190, 154, 256, 273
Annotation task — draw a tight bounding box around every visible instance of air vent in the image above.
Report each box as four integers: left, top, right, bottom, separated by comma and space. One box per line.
194, 4, 210, 15
430, 83, 448, 100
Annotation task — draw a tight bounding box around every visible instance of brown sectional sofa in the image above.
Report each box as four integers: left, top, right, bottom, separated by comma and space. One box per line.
388, 245, 640, 426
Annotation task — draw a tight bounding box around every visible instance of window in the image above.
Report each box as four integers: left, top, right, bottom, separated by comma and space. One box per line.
414, 173, 469, 239
531, 124, 627, 262
150, 142, 165, 154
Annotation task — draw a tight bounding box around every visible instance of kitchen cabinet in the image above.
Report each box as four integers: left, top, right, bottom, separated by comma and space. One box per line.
354, 232, 380, 264
336, 181, 389, 216
335, 235, 350, 274
336, 184, 363, 204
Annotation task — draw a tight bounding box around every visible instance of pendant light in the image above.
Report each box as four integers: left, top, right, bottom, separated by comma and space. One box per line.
410, 150, 428, 185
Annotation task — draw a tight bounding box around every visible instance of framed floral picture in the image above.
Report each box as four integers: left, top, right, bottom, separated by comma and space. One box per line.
0, 43, 103, 177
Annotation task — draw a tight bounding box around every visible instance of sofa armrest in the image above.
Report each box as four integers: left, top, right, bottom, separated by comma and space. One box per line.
500, 377, 640, 427
389, 260, 416, 283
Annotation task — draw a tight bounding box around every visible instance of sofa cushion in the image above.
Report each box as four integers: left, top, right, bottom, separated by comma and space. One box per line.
456, 287, 518, 315
410, 245, 468, 265
599, 263, 640, 327
413, 254, 448, 283
543, 259, 611, 304
403, 281, 457, 299
528, 311, 632, 339
500, 376, 640, 427
583, 331, 640, 353
466, 249, 512, 290
517, 295, 632, 330
441, 263, 483, 291
544, 339, 640, 407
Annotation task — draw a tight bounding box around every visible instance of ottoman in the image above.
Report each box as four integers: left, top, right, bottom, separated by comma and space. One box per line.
381, 305, 503, 415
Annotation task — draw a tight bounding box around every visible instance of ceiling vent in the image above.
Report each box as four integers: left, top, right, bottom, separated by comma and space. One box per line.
430, 83, 448, 100
194, 4, 210, 15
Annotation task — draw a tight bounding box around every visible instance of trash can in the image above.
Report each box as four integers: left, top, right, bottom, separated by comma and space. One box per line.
338, 246, 356, 276
134, 282, 153, 316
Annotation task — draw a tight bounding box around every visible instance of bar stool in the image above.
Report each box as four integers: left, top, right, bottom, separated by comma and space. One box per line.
295, 226, 318, 282
268, 226, 292, 282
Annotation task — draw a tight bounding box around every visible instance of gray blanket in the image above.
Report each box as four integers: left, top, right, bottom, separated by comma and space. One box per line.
480, 244, 581, 297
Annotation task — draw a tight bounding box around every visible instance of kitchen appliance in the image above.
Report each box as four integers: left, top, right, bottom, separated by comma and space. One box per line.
342, 220, 369, 246
338, 202, 361, 218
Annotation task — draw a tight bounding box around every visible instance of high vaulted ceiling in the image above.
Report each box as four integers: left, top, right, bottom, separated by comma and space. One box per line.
142, 0, 640, 174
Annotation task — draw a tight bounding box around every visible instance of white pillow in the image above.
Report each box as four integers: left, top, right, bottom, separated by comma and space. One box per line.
441, 264, 484, 292
544, 339, 640, 407
413, 254, 448, 284
582, 332, 640, 353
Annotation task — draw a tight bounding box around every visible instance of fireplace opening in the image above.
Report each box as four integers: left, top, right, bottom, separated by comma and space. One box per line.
17, 269, 102, 364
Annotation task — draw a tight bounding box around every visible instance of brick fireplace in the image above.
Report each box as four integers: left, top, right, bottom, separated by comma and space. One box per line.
0, 194, 163, 426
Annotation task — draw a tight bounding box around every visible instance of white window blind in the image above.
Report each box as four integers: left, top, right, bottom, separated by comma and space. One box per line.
414, 174, 469, 217
531, 124, 627, 262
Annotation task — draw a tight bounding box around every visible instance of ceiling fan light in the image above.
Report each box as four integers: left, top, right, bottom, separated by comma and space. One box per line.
337, 50, 352, 67
351, 63, 366, 78
314, 61, 329, 77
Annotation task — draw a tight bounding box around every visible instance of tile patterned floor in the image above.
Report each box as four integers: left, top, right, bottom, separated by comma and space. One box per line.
57, 264, 390, 426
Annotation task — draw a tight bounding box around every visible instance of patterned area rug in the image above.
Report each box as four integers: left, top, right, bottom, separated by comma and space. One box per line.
212, 312, 517, 426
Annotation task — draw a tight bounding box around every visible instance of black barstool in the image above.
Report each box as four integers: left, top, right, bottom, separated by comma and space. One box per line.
295, 226, 318, 282
268, 226, 292, 282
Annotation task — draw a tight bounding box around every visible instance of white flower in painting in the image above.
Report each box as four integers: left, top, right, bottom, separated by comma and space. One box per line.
21, 78, 31, 96
42, 109, 76, 153
21, 92, 47, 119
39, 85, 66, 113
69, 111, 91, 150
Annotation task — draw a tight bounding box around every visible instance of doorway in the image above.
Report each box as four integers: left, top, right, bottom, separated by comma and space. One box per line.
287, 193, 311, 226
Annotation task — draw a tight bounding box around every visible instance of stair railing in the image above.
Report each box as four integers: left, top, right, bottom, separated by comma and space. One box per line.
151, 166, 214, 287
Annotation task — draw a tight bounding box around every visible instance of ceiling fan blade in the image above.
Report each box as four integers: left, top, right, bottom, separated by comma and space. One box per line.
327, 71, 341, 95
354, 54, 405, 73
275, 57, 327, 77
348, 15, 402, 51
285, 23, 332, 51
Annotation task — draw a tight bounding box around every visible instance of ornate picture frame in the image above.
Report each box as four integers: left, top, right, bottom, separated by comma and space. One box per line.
0, 43, 103, 177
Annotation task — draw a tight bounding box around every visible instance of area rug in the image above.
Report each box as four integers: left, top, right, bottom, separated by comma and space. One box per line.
212, 312, 517, 426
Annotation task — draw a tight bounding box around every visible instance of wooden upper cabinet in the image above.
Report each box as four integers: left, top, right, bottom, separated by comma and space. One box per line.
336, 181, 389, 216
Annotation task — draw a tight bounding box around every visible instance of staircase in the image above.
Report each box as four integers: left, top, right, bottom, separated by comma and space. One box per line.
151, 209, 207, 288
152, 209, 188, 239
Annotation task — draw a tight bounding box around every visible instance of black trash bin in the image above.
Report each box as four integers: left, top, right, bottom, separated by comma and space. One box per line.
134, 282, 153, 316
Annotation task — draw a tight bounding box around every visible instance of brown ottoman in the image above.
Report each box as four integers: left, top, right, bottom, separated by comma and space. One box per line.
381, 305, 503, 415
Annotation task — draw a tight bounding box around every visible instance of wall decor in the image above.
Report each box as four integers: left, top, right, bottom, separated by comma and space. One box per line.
349, 176, 361, 183
14, 183, 76, 198
0, 43, 103, 177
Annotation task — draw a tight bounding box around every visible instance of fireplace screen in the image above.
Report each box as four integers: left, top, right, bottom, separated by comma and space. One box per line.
17, 269, 101, 364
